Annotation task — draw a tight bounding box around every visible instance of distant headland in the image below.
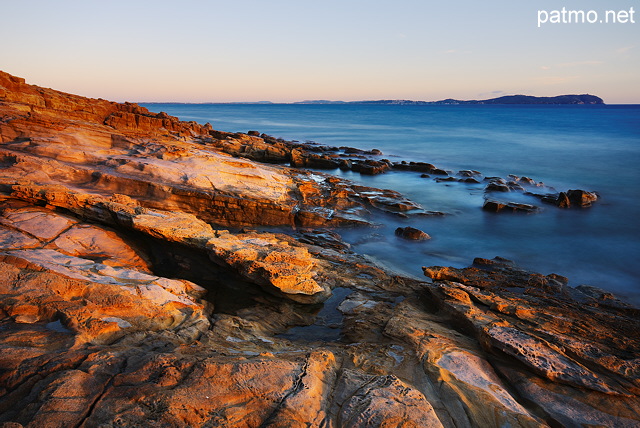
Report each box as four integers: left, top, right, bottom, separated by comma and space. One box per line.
294, 94, 604, 105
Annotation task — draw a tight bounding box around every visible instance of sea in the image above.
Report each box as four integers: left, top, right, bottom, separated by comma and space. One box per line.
140, 103, 640, 306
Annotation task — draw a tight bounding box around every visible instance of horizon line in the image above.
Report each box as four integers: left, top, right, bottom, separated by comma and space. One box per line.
134, 94, 616, 105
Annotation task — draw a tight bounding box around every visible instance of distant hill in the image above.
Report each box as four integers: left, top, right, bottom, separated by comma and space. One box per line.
295, 100, 347, 105
293, 94, 604, 105
440, 94, 604, 105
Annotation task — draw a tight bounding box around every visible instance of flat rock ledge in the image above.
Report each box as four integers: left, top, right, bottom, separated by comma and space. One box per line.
0, 71, 638, 427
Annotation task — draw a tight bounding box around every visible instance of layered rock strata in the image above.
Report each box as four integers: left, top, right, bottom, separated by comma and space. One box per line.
0, 71, 425, 230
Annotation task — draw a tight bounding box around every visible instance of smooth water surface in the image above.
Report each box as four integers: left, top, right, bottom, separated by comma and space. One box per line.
141, 103, 640, 305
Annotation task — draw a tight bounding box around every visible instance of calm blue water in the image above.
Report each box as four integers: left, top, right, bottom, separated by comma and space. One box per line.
141, 103, 640, 305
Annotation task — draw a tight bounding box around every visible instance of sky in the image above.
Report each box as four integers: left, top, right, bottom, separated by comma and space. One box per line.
1, 0, 639, 103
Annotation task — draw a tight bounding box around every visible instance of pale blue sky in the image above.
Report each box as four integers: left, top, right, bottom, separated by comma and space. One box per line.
1, 0, 638, 102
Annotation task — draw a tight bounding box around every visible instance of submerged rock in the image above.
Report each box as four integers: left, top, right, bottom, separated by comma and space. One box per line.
483, 200, 540, 213
531, 189, 599, 209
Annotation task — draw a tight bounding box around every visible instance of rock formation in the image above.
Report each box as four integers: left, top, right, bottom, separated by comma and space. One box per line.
0, 71, 638, 427
395, 226, 431, 240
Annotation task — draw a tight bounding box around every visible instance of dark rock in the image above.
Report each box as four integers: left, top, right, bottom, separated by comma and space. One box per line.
392, 161, 436, 173
485, 179, 510, 192
338, 159, 352, 170
567, 189, 598, 207
423, 256, 568, 293
483, 200, 540, 213
291, 151, 340, 169
297, 229, 351, 252
351, 160, 390, 175
506, 181, 525, 191
247, 130, 261, 136
343, 147, 367, 155
539, 190, 597, 208
420, 174, 430, 178
519, 176, 536, 185
435, 177, 457, 182
556, 192, 571, 208
395, 227, 431, 241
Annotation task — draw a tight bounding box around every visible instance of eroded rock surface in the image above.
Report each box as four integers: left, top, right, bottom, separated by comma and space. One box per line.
0, 71, 426, 229
0, 71, 637, 427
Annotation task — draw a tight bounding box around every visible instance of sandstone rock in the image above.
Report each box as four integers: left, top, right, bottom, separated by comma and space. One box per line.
461, 177, 481, 183
395, 226, 431, 240
485, 325, 619, 394
556, 191, 571, 208
0, 251, 209, 345
534, 189, 598, 209
350, 159, 390, 175
567, 189, 598, 207
337, 372, 444, 427
485, 178, 510, 192
0, 225, 40, 250
393, 161, 436, 172
338, 159, 352, 170
0, 205, 77, 241
483, 200, 539, 213
51, 224, 151, 271
1, 72, 427, 229
421, 257, 640, 425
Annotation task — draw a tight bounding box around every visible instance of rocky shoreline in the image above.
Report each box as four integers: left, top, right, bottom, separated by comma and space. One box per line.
0, 71, 638, 427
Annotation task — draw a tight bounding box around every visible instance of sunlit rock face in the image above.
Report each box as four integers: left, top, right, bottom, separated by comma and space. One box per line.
0, 70, 424, 229
0, 71, 638, 428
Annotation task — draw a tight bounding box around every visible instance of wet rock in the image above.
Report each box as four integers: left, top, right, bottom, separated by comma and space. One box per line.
506, 181, 525, 191
461, 177, 481, 183
350, 159, 390, 175
395, 226, 431, 241
424, 256, 569, 294
435, 176, 457, 183
556, 192, 572, 208
483, 200, 540, 214
567, 189, 598, 207
296, 229, 351, 253
392, 161, 436, 172
485, 178, 510, 192
291, 149, 341, 169
519, 176, 536, 185
338, 159, 352, 170
534, 189, 598, 209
